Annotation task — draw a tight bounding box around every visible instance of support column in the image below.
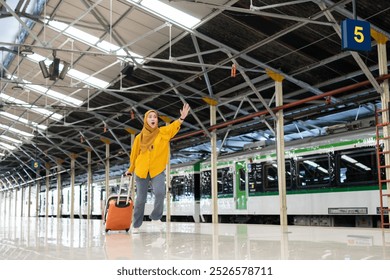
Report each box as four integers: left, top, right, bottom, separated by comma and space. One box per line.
56, 159, 64, 218
27, 183, 31, 217
14, 187, 18, 217
87, 149, 92, 219
11, 175, 20, 217
20, 182, 24, 217
203, 97, 219, 224
35, 168, 40, 217
0, 188, 3, 216
7, 188, 11, 217
101, 138, 110, 202
45, 163, 50, 218
267, 69, 288, 227
70, 154, 78, 219
11, 176, 18, 217
0, 180, 5, 215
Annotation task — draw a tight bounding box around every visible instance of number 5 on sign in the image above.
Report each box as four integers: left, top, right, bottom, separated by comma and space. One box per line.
341, 18, 371, 52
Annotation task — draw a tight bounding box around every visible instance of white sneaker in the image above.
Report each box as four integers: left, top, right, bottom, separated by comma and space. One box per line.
151, 219, 164, 230
132, 227, 140, 234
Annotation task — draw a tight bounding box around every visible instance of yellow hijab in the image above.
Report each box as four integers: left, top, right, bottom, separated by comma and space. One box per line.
139, 110, 160, 152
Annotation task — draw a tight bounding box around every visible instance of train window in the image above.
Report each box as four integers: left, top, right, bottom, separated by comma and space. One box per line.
248, 163, 263, 195
218, 167, 234, 196
184, 175, 194, 197
200, 167, 234, 198
171, 176, 180, 201
297, 155, 330, 188
338, 148, 377, 184
200, 170, 211, 198
263, 161, 292, 191
171, 175, 194, 201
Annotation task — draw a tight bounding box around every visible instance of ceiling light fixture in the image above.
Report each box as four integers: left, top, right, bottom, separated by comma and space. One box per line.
19, 46, 34, 56
39, 50, 70, 80
49, 57, 60, 80
39, 60, 50, 78
12, 84, 23, 91
59, 61, 70, 80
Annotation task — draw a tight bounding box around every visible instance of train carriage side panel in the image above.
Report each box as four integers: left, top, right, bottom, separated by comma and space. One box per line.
198, 129, 383, 226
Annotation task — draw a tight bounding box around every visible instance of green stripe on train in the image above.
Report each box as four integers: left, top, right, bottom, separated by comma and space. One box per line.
248, 184, 380, 196
200, 185, 381, 199
253, 138, 375, 160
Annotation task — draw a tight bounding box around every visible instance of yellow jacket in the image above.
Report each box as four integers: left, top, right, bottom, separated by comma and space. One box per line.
127, 120, 181, 178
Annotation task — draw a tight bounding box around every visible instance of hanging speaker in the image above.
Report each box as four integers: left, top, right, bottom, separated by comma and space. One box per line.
49, 58, 60, 80
59, 61, 70, 80
39, 61, 49, 78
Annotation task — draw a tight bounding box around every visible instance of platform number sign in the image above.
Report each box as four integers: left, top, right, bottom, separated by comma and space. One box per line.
341, 18, 371, 52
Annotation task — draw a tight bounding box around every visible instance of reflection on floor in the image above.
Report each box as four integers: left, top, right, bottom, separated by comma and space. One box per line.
0, 216, 389, 260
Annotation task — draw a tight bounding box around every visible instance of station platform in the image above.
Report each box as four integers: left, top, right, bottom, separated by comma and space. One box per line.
0, 216, 389, 260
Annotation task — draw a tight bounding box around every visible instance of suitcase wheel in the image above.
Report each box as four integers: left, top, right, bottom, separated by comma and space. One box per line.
125, 228, 129, 232
105, 229, 109, 233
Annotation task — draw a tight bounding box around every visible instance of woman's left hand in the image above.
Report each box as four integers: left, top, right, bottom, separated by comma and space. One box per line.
180, 103, 190, 120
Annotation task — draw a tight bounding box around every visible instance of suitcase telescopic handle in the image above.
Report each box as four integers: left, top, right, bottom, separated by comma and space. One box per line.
117, 175, 132, 205
125, 175, 132, 205
117, 175, 124, 205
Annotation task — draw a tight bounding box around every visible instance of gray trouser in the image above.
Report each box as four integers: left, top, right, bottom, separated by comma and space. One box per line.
132, 172, 166, 228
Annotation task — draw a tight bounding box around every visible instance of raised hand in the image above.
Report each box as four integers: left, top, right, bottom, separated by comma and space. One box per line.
180, 103, 190, 120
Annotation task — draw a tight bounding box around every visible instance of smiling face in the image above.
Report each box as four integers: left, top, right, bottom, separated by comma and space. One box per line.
146, 111, 158, 129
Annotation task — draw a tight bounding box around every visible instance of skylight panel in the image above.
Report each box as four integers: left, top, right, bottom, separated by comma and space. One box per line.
0, 141, 17, 151
0, 112, 47, 130
139, 0, 201, 29
97, 41, 127, 56
46, 19, 144, 61
47, 20, 100, 46
67, 69, 110, 89
0, 135, 23, 145
10, 74, 83, 106
0, 93, 63, 121
23, 82, 83, 107
0, 123, 34, 137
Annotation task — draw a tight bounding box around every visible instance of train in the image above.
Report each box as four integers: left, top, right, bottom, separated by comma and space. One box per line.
1, 121, 387, 228
197, 126, 383, 227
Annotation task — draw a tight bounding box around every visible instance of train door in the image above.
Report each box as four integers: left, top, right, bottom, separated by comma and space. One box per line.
235, 161, 247, 210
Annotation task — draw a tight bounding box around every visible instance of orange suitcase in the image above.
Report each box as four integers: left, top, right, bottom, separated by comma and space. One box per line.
104, 175, 134, 233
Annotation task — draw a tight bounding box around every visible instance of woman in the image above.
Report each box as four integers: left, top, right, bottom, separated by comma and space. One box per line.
125, 103, 190, 233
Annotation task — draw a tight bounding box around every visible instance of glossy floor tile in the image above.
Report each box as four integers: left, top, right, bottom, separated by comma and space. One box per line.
0, 216, 389, 260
